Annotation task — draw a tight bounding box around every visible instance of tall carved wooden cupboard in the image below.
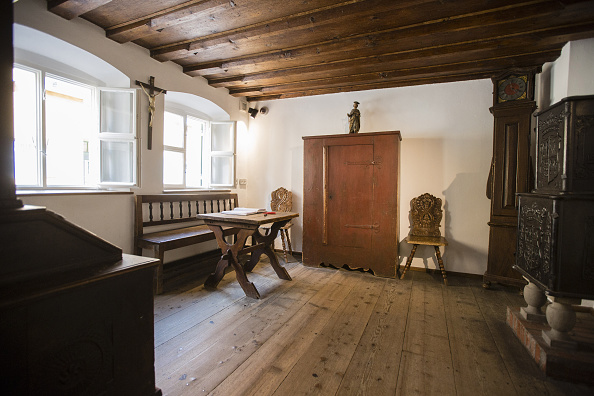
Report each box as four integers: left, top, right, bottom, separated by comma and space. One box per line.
302, 131, 401, 277
484, 69, 538, 288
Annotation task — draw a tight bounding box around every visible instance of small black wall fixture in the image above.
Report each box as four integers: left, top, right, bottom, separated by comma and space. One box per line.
248, 107, 258, 119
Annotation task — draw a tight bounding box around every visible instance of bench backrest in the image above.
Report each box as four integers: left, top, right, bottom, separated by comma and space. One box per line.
134, 193, 238, 237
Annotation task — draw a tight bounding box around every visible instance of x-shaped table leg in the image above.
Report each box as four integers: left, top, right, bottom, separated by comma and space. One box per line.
204, 226, 261, 298
245, 219, 292, 281
204, 219, 292, 299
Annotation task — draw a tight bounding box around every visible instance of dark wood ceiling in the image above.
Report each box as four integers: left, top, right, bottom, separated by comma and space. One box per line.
48, 0, 594, 102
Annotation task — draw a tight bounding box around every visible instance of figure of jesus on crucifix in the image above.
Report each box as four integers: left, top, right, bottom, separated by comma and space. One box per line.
136, 76, 167, 150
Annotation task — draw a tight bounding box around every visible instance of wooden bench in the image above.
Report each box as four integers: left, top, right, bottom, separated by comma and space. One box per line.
134, 193, 239, 294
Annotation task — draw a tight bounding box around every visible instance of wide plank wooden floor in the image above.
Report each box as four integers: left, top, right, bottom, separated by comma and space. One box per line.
154, 258, 594, 396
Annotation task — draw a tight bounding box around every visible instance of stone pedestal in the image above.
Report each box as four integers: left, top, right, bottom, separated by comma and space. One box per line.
542, 296, 580, 349
520, 281, 547, 322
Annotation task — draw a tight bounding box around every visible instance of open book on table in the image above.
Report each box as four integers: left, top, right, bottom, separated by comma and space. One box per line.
221, 207, 267, 216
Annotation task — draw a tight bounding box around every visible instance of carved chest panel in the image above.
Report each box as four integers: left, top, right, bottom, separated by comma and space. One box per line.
515, 193, 594, 299
534, 95, 594, 193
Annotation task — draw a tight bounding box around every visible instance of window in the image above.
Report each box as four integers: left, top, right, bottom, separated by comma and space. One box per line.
163, 109, 235, 189
13, 64, 138, 188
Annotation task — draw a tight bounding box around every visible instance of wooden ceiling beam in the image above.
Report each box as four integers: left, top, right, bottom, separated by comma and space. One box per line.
48, 0, 113, 20
215, 44, 562, 91
47, 0, 594, 101
148, 0, 371, 59
183, 14, 594, 78
106, 0, 230, 43
150, 0, 521, 62
190, 0, 573, 65
206, 38, 567, 88
246, 71, 497, 102
240, 50, 561, 96
106, 0, 393, 44
154, 0, 556, 62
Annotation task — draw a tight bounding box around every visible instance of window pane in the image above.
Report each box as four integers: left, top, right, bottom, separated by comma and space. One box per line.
163, 150, 184, 185
186, 119, 204, 187
13, 67, 40, 186
211, 155, 233, 186
100, 90, 134, 134
45, 75, 94, 186
101, 140, 134, 184
164, 112, 184, 148
211, 122, 234, 152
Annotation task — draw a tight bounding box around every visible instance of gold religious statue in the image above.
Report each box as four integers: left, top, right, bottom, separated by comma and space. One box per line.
347, 101, 360, 133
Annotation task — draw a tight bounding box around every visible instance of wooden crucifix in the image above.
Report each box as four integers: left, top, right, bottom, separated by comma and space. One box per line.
136, 76, 167, 150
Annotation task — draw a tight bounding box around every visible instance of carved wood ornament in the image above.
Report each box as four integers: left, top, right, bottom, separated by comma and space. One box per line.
270, 187, 292, 212
409, 193, 443, 237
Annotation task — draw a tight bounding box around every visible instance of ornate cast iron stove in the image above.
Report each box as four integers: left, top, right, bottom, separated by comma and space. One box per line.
514, 95, 594, 348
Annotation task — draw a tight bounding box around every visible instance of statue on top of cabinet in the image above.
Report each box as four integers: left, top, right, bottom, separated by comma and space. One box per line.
347, 101, 360, 133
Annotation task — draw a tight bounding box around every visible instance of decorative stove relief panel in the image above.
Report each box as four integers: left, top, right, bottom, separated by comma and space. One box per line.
583, 216, 594, 281
536, 111, 565, 191
575, 115, 594, 180
517, 199, 554, 286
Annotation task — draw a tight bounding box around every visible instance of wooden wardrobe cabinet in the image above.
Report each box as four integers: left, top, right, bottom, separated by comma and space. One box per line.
302, 131, 401, 278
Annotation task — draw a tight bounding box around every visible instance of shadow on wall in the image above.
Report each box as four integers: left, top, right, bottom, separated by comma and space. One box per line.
442, 172, 491, 275
398, 171, 490, 275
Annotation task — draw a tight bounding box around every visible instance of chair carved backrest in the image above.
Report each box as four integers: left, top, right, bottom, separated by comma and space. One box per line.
409, 193, 443, 237
271, 187, 292, 212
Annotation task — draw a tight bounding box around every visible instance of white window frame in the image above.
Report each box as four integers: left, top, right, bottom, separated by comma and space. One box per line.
209, 121, 236, 188
163, 107, 236, 190
97, 87, 140, 187
13, 63, 139, 189
13, 64, 43, 187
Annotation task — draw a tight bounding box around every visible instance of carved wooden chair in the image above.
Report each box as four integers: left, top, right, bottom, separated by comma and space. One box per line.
261, 187, 294, 263
400, 193, 448, 285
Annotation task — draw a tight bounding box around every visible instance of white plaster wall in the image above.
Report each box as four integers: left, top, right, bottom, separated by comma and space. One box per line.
18, 193, 135, 252
246, 80, 494, 275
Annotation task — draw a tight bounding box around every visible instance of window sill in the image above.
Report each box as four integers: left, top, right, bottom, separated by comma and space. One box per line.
163, 188, 233, 194
17, 189, 133, 197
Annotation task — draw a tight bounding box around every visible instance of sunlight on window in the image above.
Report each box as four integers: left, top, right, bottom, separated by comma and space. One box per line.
13, 67, 39, 186
100, 90, 134, 134
13, 64, 138, 189
211, 122, 234, 151
164, 111, 184, 148
210, 122, 235, 187
45, 75, 94, 186
101, 140, 134, 184
211, 156, 233, 185
163, 150, 184, 185
186, 116, 206, 187
163, 111, 209, 188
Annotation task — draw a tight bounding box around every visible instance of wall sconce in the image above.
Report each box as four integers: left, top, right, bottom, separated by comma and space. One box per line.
248, 107, 269, 119
248, 108, 258, 119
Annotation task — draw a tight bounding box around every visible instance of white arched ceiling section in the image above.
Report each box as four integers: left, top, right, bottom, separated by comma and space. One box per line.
13, 24, 129, 88
165, 91, 230, 121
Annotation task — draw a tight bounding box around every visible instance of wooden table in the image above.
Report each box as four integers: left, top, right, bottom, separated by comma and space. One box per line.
198, 211, 299, 298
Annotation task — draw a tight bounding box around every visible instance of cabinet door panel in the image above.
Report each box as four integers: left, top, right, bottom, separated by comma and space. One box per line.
326, 143, 374, 249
